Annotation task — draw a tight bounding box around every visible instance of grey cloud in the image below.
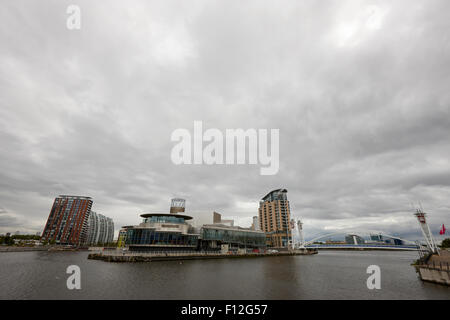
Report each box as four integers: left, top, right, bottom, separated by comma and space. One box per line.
0, 0, 449, 240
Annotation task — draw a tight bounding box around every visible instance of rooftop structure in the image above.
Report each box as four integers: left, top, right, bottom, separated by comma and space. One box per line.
170, 198, 186, 214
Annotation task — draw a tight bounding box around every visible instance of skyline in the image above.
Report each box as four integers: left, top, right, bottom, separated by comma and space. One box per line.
1, 0, 450, 241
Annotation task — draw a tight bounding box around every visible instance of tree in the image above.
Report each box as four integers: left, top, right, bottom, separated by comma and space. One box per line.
441, 238, 450, 249
2, 236, 15, 246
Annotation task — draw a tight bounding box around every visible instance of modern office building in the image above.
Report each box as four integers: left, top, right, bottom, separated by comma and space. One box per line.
200, 223, 266, 252
86, 211, 114, 245
258, 189, 292, 247
345, 234, 365, 245
122, 200, 267, 252
41, 195, 93, 245
369, 233, 404, 245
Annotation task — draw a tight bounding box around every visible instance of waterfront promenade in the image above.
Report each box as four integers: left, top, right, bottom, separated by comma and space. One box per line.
414, 250, 450, 286
88, 249, 318, 262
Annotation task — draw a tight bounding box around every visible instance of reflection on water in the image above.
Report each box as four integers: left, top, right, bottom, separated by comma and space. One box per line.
0, 250, 448, 299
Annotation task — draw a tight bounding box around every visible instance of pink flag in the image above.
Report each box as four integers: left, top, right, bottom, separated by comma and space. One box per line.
439, 224, 446, 235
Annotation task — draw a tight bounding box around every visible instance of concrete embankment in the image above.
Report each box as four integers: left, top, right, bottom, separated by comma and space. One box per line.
88, 250, 318, 263
414, 250, 450, 286
0, 246, 90, 253
0, 246, 52, 253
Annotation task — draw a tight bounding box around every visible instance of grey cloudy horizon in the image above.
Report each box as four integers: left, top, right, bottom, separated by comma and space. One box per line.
1, 0, 449, 241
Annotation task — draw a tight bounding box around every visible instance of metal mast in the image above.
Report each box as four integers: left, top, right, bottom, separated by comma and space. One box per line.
414, 208, 439, 255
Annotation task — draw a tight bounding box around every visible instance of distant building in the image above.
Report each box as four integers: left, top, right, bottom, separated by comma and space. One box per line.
370, 234, 383, 242
325, 240, 347, 244
251, 216, 260, 231
86, 211, 114, 245
345, 234, 365, 245
258, 189, 292, 247
391, 238, 404, 245
369, 233, 404, 245
213, 211, 234, 227
199, 213, 266, 252
117, 226, 132, 248
41, 195, 93, 245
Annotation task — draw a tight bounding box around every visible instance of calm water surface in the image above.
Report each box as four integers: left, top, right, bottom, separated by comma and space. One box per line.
0, 250, 448, 299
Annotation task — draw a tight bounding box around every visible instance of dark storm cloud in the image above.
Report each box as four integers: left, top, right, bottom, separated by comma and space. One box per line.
0, 0, 449, 241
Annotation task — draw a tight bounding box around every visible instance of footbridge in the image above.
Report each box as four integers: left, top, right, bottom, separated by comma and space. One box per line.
294, 230, 419, 251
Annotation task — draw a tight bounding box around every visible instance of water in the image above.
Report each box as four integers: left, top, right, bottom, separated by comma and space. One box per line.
0, 250, 448, 299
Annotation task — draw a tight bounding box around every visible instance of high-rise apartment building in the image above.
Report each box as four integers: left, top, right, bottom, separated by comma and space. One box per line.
258, 189, 292, 247
251, 216, 260, 231
86, 211, 115, 245
41, 195, 93, 245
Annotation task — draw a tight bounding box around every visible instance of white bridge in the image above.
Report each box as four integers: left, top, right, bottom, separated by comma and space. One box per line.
304, 243, 419, 250
292, 229, 419, 250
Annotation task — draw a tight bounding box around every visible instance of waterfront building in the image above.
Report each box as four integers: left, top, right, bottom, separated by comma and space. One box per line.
258, 189, 292, 247
117, 226, 132, 248
86, 211, 114, 245
41, 195, 93, 245
345, 234, 365, 245
198, 212, 266, 252
126, 213, 200, 251
369, 233, 404, 245
370, 233, 383, 242
200, 224, 266, 252
122, 201, 267, 252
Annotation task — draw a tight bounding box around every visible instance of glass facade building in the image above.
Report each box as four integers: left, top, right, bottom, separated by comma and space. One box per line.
123, 211, 267, 252
125, 213, 200, 251
127, 229, 198, 246
200, 224, 266, 250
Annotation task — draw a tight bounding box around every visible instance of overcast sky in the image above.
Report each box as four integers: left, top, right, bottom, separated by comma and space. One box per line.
1, 0, 449, 241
